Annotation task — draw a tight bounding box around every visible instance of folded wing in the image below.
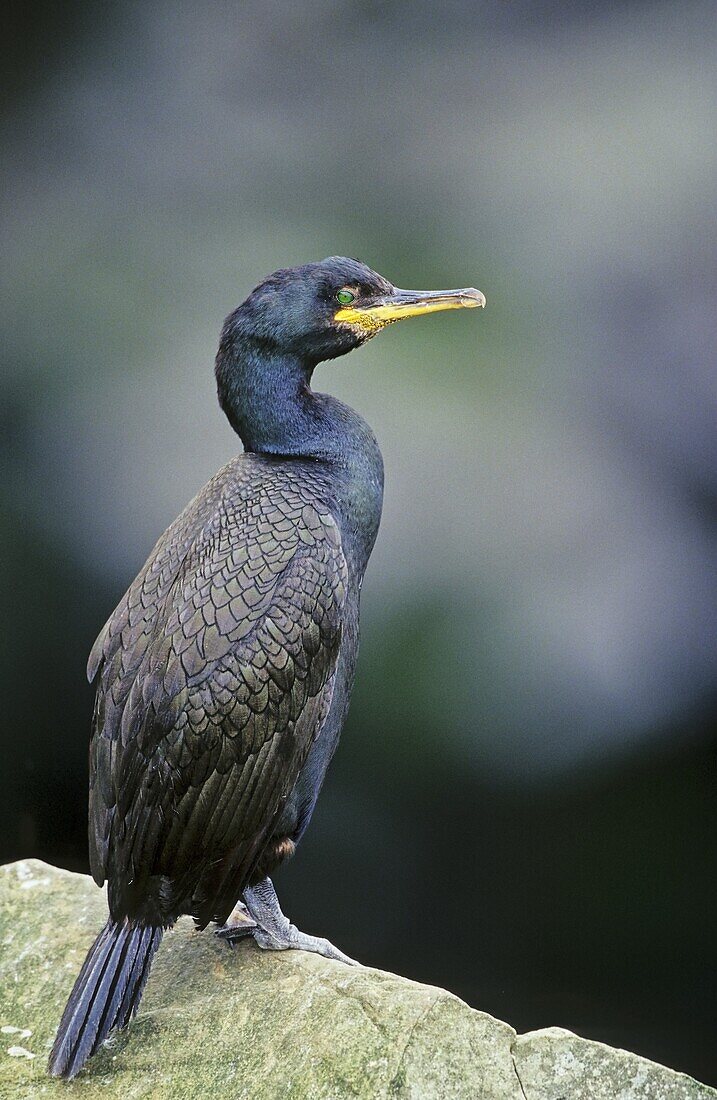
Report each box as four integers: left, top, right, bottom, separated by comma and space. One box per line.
87, 461, 347, 927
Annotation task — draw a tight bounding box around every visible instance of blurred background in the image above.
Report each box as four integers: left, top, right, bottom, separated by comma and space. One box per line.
2, 0, 715, 1085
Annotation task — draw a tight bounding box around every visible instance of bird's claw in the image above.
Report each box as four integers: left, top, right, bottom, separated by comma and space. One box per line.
214, 899, 257, 946
252, 920, 362, 966
220, 877, 362, 966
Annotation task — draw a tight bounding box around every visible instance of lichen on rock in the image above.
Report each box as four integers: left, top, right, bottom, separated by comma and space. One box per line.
0, 861, 714, 1099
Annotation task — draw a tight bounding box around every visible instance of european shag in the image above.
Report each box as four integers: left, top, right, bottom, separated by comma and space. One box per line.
49, 257, 485, 1078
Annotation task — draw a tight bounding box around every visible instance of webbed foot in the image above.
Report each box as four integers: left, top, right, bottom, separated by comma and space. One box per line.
242, 876, 361, 966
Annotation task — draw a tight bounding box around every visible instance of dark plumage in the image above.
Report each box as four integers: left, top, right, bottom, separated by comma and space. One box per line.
49, 256, 484, 1078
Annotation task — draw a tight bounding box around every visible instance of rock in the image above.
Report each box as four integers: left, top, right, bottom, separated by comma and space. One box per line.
0, 860, 713, 1099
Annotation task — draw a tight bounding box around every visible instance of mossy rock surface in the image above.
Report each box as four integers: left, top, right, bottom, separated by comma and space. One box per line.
0, 860, 713, 1099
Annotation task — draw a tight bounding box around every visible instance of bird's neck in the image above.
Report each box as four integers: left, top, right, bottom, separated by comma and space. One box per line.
216, 342, 316, 456
216, 341, 385, 565
217, 342, 373, 466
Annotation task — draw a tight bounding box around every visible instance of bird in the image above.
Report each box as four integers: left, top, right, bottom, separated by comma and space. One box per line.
48, 256, 485, 1078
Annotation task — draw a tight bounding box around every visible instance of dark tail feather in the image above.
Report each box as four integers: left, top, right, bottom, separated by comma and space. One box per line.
48, 918, 163, 1079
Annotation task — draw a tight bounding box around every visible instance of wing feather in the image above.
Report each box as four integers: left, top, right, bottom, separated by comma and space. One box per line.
87, 458, 346, 925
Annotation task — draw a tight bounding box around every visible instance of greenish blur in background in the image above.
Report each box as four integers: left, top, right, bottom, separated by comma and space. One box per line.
2, 0, 715, 1084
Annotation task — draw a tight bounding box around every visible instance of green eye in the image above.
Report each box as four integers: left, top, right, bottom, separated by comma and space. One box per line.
336, 289, 356, 305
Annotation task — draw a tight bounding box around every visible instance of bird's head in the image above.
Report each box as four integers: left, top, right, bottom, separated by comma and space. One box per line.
215, 257, 485, 451
218, 256, 486, 366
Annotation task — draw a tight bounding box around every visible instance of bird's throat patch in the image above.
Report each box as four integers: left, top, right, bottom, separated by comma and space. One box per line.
334, 306, 396, 334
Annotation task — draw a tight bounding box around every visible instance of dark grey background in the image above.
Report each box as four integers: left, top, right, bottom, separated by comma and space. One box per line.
2, 0, 715, 1085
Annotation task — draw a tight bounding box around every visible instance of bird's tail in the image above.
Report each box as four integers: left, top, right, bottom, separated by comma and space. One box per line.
48, 917, 163, 1079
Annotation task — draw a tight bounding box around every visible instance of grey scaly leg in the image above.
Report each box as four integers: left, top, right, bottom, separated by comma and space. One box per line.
221, 871, 360, 968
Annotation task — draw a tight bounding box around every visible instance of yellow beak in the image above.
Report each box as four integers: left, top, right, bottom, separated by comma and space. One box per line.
335, 286, 486, 332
